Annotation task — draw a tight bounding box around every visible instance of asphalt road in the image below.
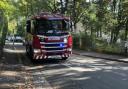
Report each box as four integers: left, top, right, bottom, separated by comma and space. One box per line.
1, 42, 128, 89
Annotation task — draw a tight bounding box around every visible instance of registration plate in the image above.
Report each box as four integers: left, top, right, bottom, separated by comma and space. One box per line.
48, 55, 60, 58
48, 37, 60, 41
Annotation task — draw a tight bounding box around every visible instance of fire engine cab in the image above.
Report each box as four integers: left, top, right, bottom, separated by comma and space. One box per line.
25, 12, 72, 60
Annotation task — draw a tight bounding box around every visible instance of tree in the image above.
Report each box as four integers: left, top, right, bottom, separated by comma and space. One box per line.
0, 0, 15, 57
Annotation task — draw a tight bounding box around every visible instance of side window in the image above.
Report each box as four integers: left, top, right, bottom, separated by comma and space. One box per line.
26, 20, 31, 33
62, 20, 69, 30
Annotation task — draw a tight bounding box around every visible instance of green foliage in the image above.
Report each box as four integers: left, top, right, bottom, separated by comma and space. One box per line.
0, 0, 16, 15
94, 43, 121, 54
103, 44, 121, 54
0, 0, 128, 55
73, 32, 95, 50
73, 32, 123, 54
0, 0, 16, 47
72, 33, 80, 49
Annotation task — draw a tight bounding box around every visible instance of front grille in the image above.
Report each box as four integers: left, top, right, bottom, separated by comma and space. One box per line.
39, 35, 68, 53
44, 43, 64, 47
40, 42, 67, 52
44, 47, 64, 50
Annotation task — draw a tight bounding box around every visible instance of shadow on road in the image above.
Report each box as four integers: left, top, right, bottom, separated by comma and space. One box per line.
1, 42, 128, 89
0, 43, 26, 89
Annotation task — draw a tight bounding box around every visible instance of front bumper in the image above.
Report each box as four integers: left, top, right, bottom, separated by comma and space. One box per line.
33, 48, 72, 59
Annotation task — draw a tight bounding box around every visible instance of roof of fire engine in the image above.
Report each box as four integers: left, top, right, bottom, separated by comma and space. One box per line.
32, 12, 69, 20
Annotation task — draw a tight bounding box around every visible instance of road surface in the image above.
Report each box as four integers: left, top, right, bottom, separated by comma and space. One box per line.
0, 42, 128, 89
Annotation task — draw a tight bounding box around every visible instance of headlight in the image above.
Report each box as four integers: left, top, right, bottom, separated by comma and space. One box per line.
64, 38, 67, 43
40, 37, 44, 42
39, 36, 45, 42
34, 49, 41, 53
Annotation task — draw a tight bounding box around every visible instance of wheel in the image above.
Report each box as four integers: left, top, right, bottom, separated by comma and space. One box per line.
61, 57, 68, 60
26, 46, 34, 59
29, 46, 34, 59
29, 47, 37, 63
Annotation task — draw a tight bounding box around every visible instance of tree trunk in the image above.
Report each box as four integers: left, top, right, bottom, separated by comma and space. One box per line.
110, 29, 114, 43
0, 16, 8, 58
74, 22, 77, 33
91, 27, 93, 37
64, 0, 69, 13
124, 20, 128, 41
124, 19, 128, 53
60, 0, 64, 14
72, 0, 77, 33
53, 0, 57, 12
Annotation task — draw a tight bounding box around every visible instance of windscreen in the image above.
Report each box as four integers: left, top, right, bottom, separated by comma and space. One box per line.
36, 19, 69, 35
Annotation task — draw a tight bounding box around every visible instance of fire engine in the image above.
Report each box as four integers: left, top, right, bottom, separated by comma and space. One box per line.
25, 12, 72, 60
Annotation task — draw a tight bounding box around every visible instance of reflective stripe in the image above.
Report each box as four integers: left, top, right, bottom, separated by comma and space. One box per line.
38, 35, 69, 39
44, 56, 47, 59
40, 42, 65, 44
40, 55, 43, 59
41, 46, 67, 48
41, 49, 66, 52
36, 56, 39, 59
37, 35, 45, 38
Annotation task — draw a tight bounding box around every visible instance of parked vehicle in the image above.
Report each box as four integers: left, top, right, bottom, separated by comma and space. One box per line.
25, 12, 72, 60
14, 36, 23, 42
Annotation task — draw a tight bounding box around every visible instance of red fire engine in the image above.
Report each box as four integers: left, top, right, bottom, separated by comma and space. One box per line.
25, 12, 72, 60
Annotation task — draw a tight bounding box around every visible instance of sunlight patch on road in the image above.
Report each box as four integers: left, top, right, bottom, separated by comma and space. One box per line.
25, 66, 43, 70
1, 71, 19, 77
64, 72, 77, 76
4, 48, 25, 53
38, 68, 70, 75
5, 42, 23, 45
0, 84, 12, 88
26, 68, 53, 89
71, 77, 91, 81
65, 66, 97, 72
71, 54, 103, 64
121, 66, 128, 70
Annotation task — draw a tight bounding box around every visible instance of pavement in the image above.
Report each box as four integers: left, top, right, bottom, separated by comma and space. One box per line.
73, 49, 128, 63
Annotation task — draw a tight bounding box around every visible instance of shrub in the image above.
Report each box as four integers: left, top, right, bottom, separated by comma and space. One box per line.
72, 33, 80, 49
72, 32, 95, 50
73, 32, 122, 54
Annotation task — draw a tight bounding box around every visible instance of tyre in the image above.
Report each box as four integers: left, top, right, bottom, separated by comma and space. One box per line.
29, 46, 34, 59
29, 47, 37, 63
